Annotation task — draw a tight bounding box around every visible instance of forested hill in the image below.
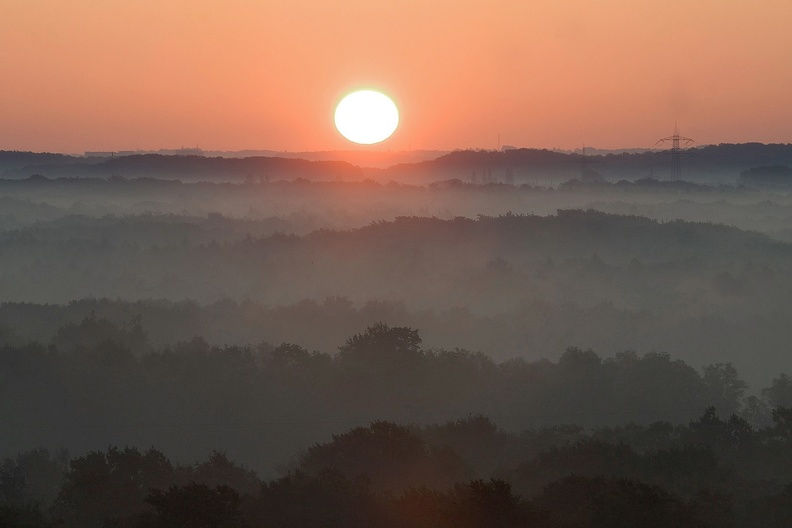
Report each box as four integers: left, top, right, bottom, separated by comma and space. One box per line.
0, 153, 365, 182
3, 143, 792, 184
0, 211, 788, 306
385, 143, 792, 184
0, 151, 80, 172
1, 210, 791, 386
330, 211, 788, 262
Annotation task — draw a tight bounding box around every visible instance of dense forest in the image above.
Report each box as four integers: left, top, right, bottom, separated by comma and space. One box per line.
3, 320, 790, 468
1, 158, 791, 525
1, 192, 792, 386
2, 323, 792, 527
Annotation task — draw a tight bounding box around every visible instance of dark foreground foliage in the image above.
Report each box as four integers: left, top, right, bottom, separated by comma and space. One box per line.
1, 405, 791, 527
1, 325, 790, 526
2, 321, 790, 474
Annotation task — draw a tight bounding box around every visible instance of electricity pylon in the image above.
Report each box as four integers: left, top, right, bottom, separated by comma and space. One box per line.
654, 123, 694, 181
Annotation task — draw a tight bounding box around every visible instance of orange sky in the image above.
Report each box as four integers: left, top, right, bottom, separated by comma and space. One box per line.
2, 0, 791, 153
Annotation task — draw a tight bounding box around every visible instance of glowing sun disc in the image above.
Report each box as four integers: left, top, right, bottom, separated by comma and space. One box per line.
334, 90, 399, 144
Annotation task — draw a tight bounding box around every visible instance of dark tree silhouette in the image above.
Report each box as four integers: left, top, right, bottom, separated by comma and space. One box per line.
337, 322, 423, 367
0, 448, 67, 510
143, 483, 245, 528
533, 475, 700, 528
448, 479, 524, 528
250, 470, 378, 528
701, 363, 748, 416
299, 421, 468, 492
192, 451, 259, 496
51, 447, 176, 528
763, 374, 792, 408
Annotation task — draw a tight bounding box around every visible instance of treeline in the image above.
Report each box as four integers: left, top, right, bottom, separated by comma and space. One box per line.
2, 322, 790, 478
739, 165, 792, 187
3, 292, 791, 385
3, 408, 792, 527
5, 143, 792, 184
387, 143, 792, 184
2, 210, 792, 386
3, 175, 792, 241
2, 211, 788, 306
0, 153, 364, 182
0, 175, 756, 225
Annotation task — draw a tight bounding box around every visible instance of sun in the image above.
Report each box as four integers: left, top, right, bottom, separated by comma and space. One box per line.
334, 90, 399, 145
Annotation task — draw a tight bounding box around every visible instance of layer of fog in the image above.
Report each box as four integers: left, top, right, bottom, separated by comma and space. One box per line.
2, 178, 792, 240
1, 179, 791, 388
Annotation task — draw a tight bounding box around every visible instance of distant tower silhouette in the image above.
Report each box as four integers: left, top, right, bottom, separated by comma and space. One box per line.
654, 123, 694, 180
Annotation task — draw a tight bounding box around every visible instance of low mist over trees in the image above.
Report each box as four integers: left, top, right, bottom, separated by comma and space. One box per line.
1, 205, 792, 385
739, 165, 792, 187
2, 154, 792, 525
0, 322, 789, 478
3, 403, 792, 527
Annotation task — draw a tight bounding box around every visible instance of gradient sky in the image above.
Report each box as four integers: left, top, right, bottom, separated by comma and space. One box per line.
2, 0, 791, 153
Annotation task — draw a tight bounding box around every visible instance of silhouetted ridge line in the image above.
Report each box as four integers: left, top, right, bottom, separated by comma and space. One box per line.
4, 143, 792, 184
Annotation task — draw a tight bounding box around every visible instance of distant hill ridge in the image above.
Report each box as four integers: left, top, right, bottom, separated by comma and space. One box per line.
2, 143, 792, 185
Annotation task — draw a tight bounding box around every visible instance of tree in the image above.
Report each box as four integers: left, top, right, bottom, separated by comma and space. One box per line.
268, 343, 311, 369
769, 407, 792, 443
51, 447, 176, 528
0, 503, 48, 528
741, 395, 772, 429
448, 479, 522, 528
742, 483, 792, 528
192, 451, 259, 496
337, 323, 423, 367
299, 421, 467, 492
0, 448, 67, 510
395, 487, 451, 528
252, 470, 376, 528
533, 475, 697, 528
52, 312, 147, 354
514, 439, 637, 496
143, 483, 245, 528
422, 415, 506, 478
688, 407, 755, 452
701, 364, 747, 416
762, 374, 792, 408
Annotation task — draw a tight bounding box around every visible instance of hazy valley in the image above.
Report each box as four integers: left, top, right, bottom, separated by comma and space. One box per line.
2, 149, 792, 527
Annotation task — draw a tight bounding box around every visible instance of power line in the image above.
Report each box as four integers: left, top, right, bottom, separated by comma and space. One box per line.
654, 123, 695, 181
